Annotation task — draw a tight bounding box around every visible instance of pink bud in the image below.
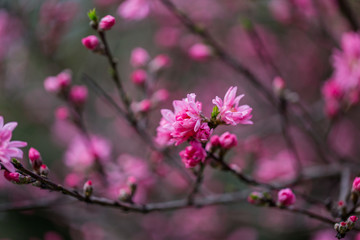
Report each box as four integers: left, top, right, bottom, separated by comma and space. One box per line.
149, 54, 171, 72
4, 171, 20, 183
352, 177, 360, 192
55, 106, 69, 120
29, 147, 42, 171
340, 221, 347, 227
131, 69, 147, 85
57, 70, 72, 89
277, 188, 296, 207
130, 47, 150, 67
81, 35, 99, 50
44, 76, 60, 93
179, 141, 206, 168
188, 43, 212, 61
152, 89, 169, 103
132, 99, 152, 113
338, 200, 345, 207
40, 164, 49, 176
69, 85, 88, 106
118, 186, 132, 201
83, 180, 93, 197
210, 135, 221, 146
349, 216, 358, 223
126, 176, 137, 186
219, 132, 238, 149
273, 76, 285, 95
99, 15, 116, 30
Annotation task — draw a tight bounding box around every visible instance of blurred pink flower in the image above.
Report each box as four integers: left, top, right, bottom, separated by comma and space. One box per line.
82, 35, 99, 50
277, 188, 296, 206
188, 43, 212, 61
0, 116, 27, 172
117, 0, 150, 21
65, 135, 111, 171
69, 85, 88, 106
99, 15, 116, 31
44, 70, 72, 93
352, 177, 360, 192
212, 86, 253, 125
149, 54, 171, 72
131, 69, 147, 85
179, 141, 206, 168
130, 47, 150, 67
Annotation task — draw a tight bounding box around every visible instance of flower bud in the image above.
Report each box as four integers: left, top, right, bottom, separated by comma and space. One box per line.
152, 89, 169, 103
272, 76, 285, 96
130, 47, 150, 68
126, 176, 137, 194
39, 164, 49, 177
348, 216, 358, 230
219, 132, 238, 149
83, 180, 93, 198
277, 188, 296, 207
149, 54, 171, 72
131, 69, 147, 85
57, 70, 72, 89
131, 99, 152, 113
99, 15, 116, 31
81, 35, 99, 50
4, 171, 20, 183
248, 191, 264, 205
352, 177, 360, 192
29, 147, 43, 172
55, 106, 69, 120
44, 76, 60, 93
69, 85, 88, 106
188, 43, 212, 61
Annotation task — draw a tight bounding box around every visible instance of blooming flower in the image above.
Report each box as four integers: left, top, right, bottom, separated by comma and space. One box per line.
179, 141, 206, 168
212, 86, 253, 125
277, 188, 296, 207
0, 116, 27, 172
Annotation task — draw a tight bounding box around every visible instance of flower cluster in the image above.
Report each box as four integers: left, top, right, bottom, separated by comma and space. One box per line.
156, 86, 252, 168
334, 216, 358, 239
322, 32, 360, 118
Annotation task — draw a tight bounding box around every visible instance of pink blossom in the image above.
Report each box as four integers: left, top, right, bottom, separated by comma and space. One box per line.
195, 123, 212, 142
156, 93, 205, 146
349, 216, 358, 223
131, 69, 147, 85
130, 47, 150, 67
81, 35, 99, 50
55, 106, 69, 120
0, 116, 27, 172
277, 188, 296, 207
117, 0, 150, 21
272, 76, 285, 96
218, 132, 238, 149
179, 141, 206, 168
188, 43, 212, 61
152, 89, 169, 103
69, 85, 88, 106
149, 54, 171, 72
353, 177, 360, 192
44, 70, 72, 93
212, 86, 253, 125
131, 99, 152, 113
65, 135, 111, 171
98, 15, 115, 31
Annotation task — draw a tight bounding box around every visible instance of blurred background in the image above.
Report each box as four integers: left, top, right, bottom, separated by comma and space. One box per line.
1, 0, 360, 239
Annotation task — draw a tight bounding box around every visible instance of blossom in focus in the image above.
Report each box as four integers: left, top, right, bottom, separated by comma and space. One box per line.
81, 35, 99, 50
0, 116, 27, 172
179, 141, 206, 168
156, 93, 204, 146
212, 86, 253, 125
277, 188, 296, 207
117, 0, 150, 21
99, 15, 116, 31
